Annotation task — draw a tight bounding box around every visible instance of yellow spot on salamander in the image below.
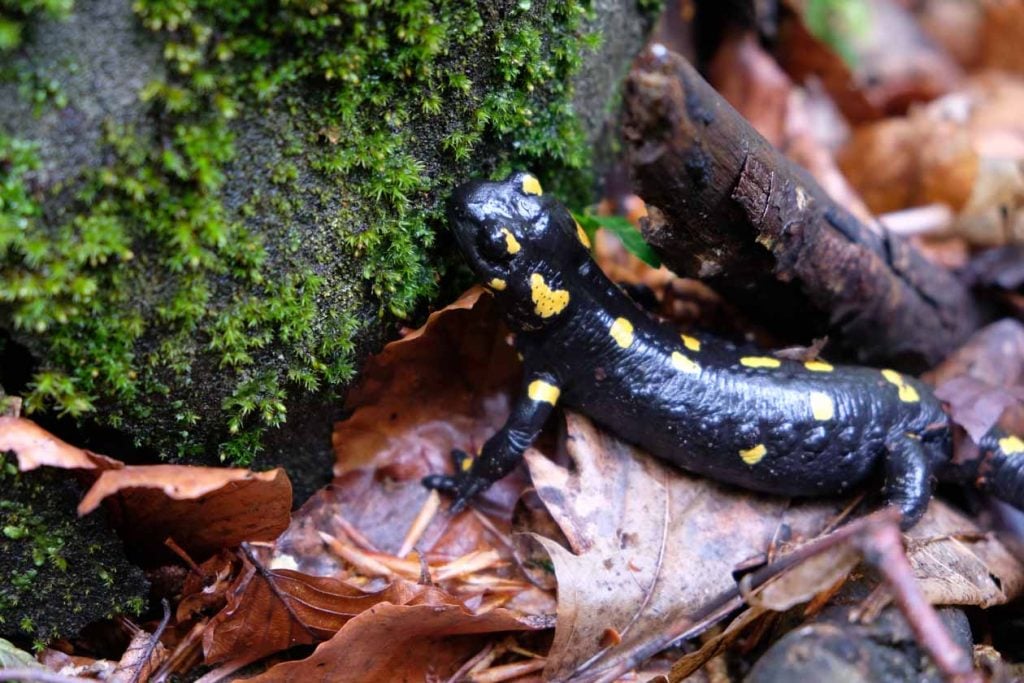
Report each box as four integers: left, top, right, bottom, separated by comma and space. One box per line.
460, 455, 474, 472
671, 351, 700, 374
501, 228, 521, 254
881, 369, 920, 403
804, 360, 833, 372
810, 392, 835, 421
741, 356, 781, 369
529, 273, 569, 318
610, 317, 634, 348
489, 278, 506, 291
999, 435, 1024, 455
528, 379, 560, 405
521, 174, 543, 196
681, 334, 701, 352
575, 220, 592, 249
739, 444, 767, 465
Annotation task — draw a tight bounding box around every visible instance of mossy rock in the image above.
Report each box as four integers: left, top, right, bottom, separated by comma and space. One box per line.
0, 0, 654, 496
0, 450, 149, 645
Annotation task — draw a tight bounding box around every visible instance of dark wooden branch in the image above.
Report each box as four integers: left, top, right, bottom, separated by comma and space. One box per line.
623, 46, 982, 371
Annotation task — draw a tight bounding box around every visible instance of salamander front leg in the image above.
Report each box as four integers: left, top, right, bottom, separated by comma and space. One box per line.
423, 373, 561, 513
883, 434, 934, 530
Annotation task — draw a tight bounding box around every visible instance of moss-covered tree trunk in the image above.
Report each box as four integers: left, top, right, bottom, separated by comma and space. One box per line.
0, 0, 654, 499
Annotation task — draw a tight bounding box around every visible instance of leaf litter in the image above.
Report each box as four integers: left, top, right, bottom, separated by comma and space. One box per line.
7, 6, 1024, 680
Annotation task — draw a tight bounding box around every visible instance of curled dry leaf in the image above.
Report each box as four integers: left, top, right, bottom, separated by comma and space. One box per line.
524, 413, 841, 682
245, 600, 546, 683
80, 465, 292, 559
0, 416, 120, 471
0, 417, 292, 560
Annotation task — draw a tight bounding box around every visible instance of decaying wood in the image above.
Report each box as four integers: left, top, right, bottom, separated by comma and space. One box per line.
623, 46, 982, 371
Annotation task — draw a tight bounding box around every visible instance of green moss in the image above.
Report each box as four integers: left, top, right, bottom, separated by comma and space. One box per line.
0, 453, 148, 642
0, 0, 71, 52
1, 0, 601, 462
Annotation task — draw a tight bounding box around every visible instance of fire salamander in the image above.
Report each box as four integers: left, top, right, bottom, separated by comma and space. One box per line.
423, 172, 1024, 528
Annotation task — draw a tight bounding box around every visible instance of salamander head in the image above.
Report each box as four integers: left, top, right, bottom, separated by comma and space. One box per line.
449, 172, 591, 331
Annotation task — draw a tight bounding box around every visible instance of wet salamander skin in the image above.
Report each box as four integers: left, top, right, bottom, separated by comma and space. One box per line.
423, 172, 1021, 527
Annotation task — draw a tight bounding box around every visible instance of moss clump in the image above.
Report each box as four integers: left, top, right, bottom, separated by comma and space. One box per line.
1, 0, 604, 462
0, 452, 148, 644
0, 0, 71, 52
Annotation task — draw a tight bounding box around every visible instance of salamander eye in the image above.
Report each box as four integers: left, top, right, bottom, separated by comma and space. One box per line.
477, 227, 519, 262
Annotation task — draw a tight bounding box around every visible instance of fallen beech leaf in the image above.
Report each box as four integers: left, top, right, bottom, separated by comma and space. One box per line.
0, 416, 121, 471
709, 32, 790, 147
933, 376, 1024, 443
777, 0, 961, 122
109, 628, 168, 683
177, 552, 238, 622
525, 413, 840, 682
838, 115, 978, 216
332, 286, 522, 511
908, 500, 1024, 607
244, 601, 545, 683
753, 544, 861, 612
80, 465, 292, 558
979, 0, 1024, 73
926, 320, 1024, 438
955, 158, 1024, 246
915, 0, 985, 68
203, 548, 437, 663
274, 473, 509, 578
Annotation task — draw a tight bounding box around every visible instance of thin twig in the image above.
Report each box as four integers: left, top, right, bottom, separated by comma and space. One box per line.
127, 597, 172, 683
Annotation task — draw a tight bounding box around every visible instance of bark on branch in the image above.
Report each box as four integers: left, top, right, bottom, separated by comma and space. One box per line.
623, 46, 982, 372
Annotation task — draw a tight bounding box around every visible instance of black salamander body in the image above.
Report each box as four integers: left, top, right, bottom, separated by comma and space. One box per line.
424, 172, 1024, 527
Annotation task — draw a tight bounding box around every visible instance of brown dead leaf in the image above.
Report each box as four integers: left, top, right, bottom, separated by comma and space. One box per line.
177, 551, 238, 623
979, 0, 1024, 74
333, 286, 521, 505
777, 0, 961, 122
244, 600, 545, 683
840, 73, 1024, 245
926, 320, 1024, 439
203, 547, 440, 663
109, 627, 168, 683
908, 500, 1024, 607
709, 32, 790, 147
274, 469, 519, 582
914, 0, 986, 68
839, 115, 979, 216
0, 418, 291, 560
81, 464, 292, 559
524, 413, 840, 682
0, 416, 121, 471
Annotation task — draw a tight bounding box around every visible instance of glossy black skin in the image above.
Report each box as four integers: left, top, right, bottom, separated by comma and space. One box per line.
423, 173, 1010, 528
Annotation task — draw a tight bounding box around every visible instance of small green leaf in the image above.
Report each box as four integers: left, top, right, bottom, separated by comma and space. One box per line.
574, 213, 661, 268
